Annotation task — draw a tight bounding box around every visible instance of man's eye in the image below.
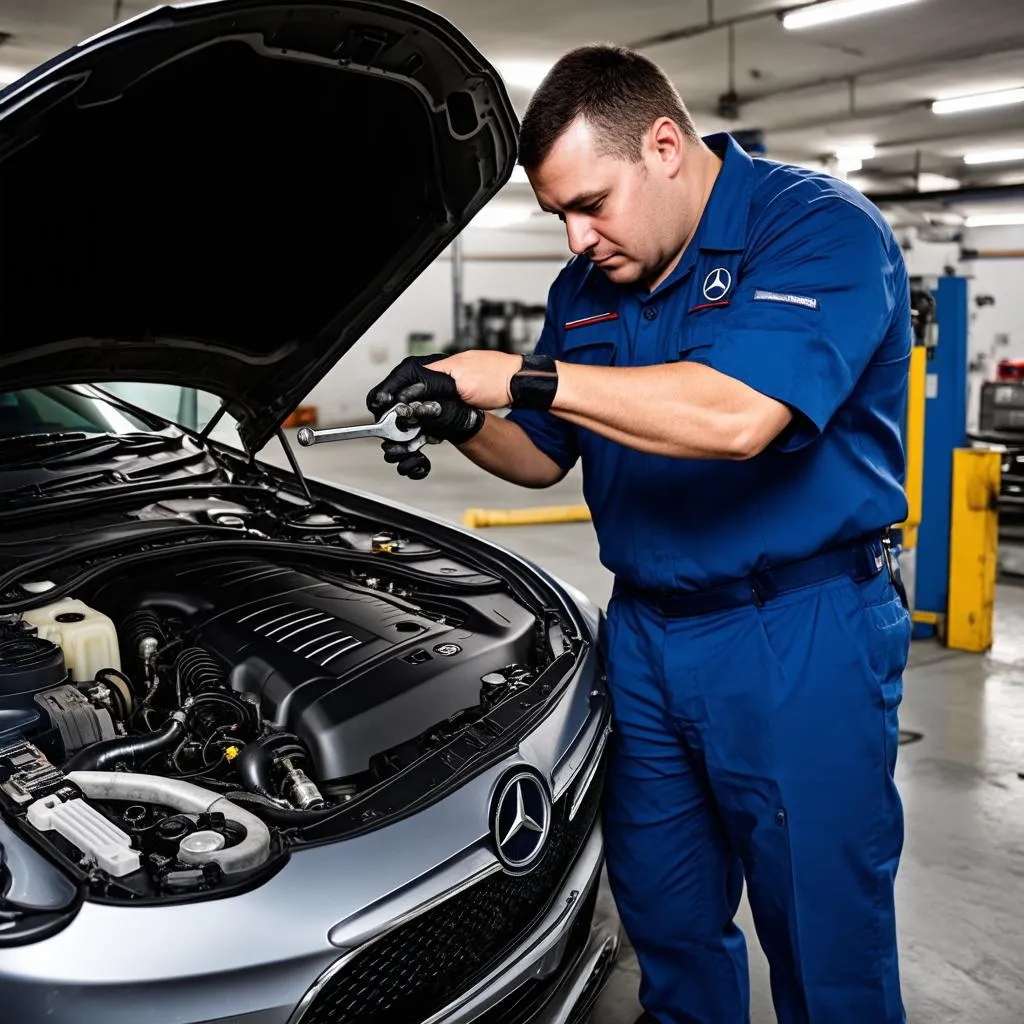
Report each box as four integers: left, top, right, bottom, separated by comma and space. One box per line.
583, 201, 603, 214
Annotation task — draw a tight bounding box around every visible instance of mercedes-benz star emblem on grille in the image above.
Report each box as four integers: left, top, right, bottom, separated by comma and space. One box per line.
491, 771, 551, 874
702, 266, 732, 302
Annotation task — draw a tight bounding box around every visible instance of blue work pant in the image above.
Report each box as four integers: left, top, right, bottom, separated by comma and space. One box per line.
602, 569, 909, 1024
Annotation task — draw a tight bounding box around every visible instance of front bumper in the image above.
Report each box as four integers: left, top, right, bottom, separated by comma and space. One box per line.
292, 822, 619, 1024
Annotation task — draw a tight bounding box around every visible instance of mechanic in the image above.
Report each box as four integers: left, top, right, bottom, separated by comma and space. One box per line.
367, 45, 911, 1024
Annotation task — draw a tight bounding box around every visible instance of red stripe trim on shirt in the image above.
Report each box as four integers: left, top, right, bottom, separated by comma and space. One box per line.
687, 300, 731, 313
564, 311, 619, 330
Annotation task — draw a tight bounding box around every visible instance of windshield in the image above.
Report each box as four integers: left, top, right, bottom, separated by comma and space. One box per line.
0, 387, 150, 437
99, 382, 241, 448
0, 385, 232, 500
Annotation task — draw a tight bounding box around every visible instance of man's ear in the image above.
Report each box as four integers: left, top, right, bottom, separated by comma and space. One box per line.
647, 116, 686, 178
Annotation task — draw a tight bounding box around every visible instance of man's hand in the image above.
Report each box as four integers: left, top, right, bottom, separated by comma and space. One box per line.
426, 351, 522, 410
367, 354, 445, 418
366, 355, 487, 479
367, 355, 485, 444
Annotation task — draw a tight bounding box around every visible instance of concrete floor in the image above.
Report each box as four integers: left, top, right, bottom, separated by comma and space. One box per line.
267, 433, 1024, 1024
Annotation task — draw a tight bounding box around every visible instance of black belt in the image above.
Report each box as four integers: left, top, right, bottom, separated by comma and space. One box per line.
617, 536, 889, 618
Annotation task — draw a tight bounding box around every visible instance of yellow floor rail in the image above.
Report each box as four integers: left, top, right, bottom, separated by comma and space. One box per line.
462, 505, 592, 528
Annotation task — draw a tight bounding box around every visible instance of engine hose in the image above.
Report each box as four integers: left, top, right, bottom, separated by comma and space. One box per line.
175, 647, 224, 696
224, 790, 337, 826
233, 741, 276, 800
64, 713, 186, 773
120, 610, 167, 689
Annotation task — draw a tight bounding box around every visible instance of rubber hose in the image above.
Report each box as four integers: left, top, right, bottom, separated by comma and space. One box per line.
64, 716, 185, 773
223, 790, 338, 826
233, 741, 276, 800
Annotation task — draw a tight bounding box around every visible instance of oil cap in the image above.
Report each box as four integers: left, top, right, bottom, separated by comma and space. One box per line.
179, 831, 226, 857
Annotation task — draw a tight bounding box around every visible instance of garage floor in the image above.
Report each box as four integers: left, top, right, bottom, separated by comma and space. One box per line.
269, 433, 1024, 1024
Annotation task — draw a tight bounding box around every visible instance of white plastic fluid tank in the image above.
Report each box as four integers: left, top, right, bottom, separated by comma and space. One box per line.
21, 598, 121, 682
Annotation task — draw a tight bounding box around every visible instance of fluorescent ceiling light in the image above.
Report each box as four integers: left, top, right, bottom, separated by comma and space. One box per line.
834, 146, 875, 174
781, 0, 923, 31
963, 147, 1024, 165
963, 212, 1024, 228
932, 87, 1024, 115
835, 144, 877, 162
495, 60, 552, 91
469, 201, 537, 230
917, 173, 961, 192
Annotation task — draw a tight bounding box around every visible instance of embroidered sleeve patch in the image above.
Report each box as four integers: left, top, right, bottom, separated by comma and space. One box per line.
753, 289, 819, 311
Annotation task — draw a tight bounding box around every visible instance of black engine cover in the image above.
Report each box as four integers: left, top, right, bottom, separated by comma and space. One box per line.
119, 557, 536, 778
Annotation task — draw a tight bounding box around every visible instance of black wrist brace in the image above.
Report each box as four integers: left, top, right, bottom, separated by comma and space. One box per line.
509, 353, 558, 411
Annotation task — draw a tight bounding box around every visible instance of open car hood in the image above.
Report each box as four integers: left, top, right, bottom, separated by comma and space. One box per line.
0, 0, 518, 452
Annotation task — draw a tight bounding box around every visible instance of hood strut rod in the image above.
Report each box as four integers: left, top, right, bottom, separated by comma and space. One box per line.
276, 428, 314, 504
199, 404, 228, 446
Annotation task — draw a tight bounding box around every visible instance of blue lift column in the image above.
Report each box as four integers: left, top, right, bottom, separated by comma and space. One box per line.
913, 276, 969, 640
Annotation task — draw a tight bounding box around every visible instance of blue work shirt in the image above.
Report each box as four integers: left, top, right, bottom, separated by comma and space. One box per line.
506, 132, 911, 593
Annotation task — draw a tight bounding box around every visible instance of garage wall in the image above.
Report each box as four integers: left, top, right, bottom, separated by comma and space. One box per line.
962, 225, 1024, 365
960, 225, 1024, 429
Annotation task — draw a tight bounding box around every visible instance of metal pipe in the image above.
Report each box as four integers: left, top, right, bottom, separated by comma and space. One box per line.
451, 234, 465, 351
67, 771, 272, 874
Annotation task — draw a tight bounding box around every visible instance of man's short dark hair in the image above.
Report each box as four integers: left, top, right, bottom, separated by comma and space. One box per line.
518, 45, 699, 169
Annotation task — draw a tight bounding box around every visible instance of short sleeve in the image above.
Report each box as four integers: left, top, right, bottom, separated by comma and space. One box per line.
505, 271, 580, 473
699, 199, 902, 452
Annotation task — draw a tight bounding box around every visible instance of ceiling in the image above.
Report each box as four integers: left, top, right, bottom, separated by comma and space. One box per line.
1, 0, 1022, 217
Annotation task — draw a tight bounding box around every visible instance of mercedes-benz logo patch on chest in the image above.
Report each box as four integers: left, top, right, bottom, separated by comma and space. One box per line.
702, 267, 732, 302
491, 770, 551, 874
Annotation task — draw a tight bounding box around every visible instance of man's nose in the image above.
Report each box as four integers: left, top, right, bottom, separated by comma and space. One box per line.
565, 215, 600, 256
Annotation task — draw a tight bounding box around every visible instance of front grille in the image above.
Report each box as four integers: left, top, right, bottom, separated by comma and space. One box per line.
301, 759, 605, 1024
473, 882, 600, 1024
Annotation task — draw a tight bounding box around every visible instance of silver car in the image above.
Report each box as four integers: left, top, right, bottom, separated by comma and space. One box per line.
0, 3, 618, 1021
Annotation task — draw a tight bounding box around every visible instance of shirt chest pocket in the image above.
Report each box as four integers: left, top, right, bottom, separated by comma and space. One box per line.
561, 322, 618, 366
677, 319, 716, 364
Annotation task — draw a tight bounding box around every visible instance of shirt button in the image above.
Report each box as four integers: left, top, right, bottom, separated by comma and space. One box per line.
644, 306, 658, 321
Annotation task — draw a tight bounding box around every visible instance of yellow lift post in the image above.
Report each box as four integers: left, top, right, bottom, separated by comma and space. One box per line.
946, 449, 1001, 652
906, 277, 1001, 652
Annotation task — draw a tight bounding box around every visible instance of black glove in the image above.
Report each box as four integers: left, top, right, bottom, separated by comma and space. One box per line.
367, 354, 443, 416
367, 356, 485, 481
380, 431, 441, 480
366, 355, 484, 446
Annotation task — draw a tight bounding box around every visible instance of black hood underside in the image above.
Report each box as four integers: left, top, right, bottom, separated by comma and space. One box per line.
0, 1, 518, 451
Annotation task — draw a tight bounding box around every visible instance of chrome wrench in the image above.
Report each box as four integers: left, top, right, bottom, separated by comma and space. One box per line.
295, 405, 428, 449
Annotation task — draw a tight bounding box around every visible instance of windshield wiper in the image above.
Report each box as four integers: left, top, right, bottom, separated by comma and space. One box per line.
0, 432, 179, 469
1, 447, 213, 500
0, 432, 89, 456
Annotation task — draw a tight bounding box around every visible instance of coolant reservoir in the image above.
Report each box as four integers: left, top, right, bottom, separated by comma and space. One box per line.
20, 598, 121, 683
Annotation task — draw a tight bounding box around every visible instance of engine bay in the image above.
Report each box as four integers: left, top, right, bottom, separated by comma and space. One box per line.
0, 481, 585, 905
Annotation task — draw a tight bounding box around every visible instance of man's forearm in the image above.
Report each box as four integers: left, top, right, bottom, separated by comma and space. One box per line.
456, 413, 567, 488
550, 360, 792, 460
